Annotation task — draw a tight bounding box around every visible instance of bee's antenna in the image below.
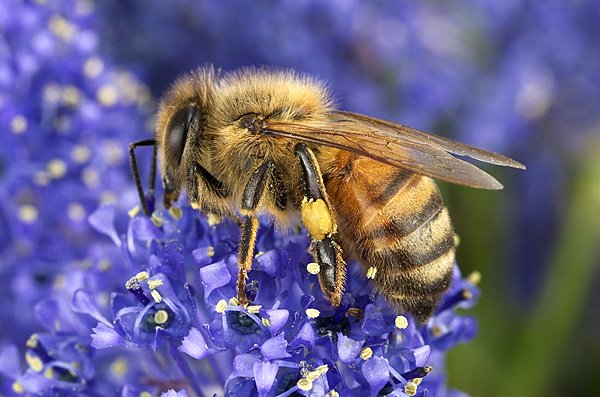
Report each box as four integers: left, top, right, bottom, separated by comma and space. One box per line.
129, 139, 157, 216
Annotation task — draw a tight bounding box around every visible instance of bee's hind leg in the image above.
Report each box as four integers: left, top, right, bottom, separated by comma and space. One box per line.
236, 160, 275, 306
295, 143, 346, 307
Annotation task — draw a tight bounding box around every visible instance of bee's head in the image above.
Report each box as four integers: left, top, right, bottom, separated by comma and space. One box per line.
155, 66, 215, 207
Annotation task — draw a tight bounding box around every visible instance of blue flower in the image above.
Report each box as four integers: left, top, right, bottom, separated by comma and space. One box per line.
0, 1, 510, 395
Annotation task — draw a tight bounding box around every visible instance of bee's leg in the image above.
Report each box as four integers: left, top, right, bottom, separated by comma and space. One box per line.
237, 160, 275, 305
294, 143, 346, 307
129, 139, 157, 216
186, 161, 228, 207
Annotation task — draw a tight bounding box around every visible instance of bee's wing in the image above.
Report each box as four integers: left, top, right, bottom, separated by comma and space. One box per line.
265, 111, 525, 190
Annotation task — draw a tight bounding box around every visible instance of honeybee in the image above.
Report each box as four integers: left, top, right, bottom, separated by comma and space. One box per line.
130, 66, 524, 321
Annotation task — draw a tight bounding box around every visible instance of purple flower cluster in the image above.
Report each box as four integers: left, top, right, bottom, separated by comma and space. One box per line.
0, 1, 482, 396
79, 203, 479, 396
0, 0, 150, 329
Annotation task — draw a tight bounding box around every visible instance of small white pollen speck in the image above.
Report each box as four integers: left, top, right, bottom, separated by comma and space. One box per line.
97, 84, 119, 106
151, 290, 162, 303
360, 347, 373, 360
395, 315, 409, 329
71, 145, 91, 164
216, 299, 228, 313
67, 202, 86, 222
47, 159, 67, 178
307, 262, 320, 275
18, 205, 38, 224
83, 56, 104, 78
306, 308, 320, 318
11, 115, 27, 134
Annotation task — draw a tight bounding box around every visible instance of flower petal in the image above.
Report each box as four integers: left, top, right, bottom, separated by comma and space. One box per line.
0, 345, 21, 379
265, 309, 289, 334
91, 323, 125, 349
71, 289, 112, 327
161, 390, 188, 397
362, 355, 390, 397
199, 260, 232, 299
253, 361, 279, 397
88, 204, 120, 246
179, 327, 212, 360
260, 333, 291, 361
232, 353, 261, 378
337, 333, 364, 364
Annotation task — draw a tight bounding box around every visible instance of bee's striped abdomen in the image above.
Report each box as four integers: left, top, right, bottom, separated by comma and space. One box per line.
323, 153, 455, 321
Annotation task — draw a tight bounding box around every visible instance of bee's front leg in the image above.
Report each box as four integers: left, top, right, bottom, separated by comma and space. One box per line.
295, 143, 346, 307
129, 139, 157, 216
236, 160, 275, 306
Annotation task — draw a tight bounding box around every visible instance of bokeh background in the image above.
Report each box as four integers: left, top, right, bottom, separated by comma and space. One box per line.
2, 1, 600, 396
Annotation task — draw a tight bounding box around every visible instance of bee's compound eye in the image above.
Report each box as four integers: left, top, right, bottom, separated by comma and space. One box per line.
167, 105, 198, 165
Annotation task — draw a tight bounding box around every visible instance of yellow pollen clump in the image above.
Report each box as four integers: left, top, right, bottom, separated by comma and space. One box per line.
150, 290, 162, 303
128, 206, 141, 218
83, 56, 104, 78
404, 381, 418, 396
307, 262, 320, 275
25, 352, 44, 372
216, 299, 228, 313
12, 381, 24, 394
71, 144, 91, 164
18, 204, 38, 224
328, 391, 340, 397
97, 84, 119, 106
247, 305, 262, 314
168, 206, 183, 220
135, 271, 150, 281
306, 308, 320, 318
154, 310, 169, 325
468, 271, 482, 285
412, 377, 423, 385
140, 392, 153, 397
147, 279, 164, 289
67, 202, 86, 222
229, 297, 239, 306
360, 347, 373, 360
26, 334, 39, 349
297, 378, 313, 391
395, 315, 409, 330
262, 318, 271, 327
366, 266, 377, 279
315, 364, 329, 375
110, 358, 128, 376
47, 158, 67, 178
11, 115, 27, 134
301, 198, 334, 240
207, 246, 215, 257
